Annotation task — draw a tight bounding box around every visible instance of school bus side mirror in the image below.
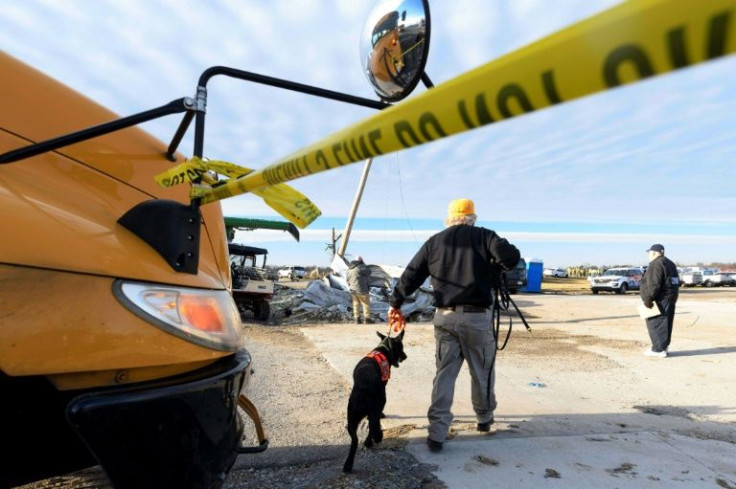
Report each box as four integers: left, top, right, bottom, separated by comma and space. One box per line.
360, 0, 431, 102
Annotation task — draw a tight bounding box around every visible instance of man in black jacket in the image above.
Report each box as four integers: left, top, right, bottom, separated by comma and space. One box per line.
640, 244, 680, 358
389, 198, 520, 452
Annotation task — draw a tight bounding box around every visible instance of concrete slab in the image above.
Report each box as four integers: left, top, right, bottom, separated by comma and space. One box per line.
301, 292, 736, 488
406, 431, 736, 488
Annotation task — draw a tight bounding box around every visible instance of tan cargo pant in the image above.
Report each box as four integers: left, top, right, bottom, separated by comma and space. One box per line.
351, 292, 371, 319
428, 306, 496, 443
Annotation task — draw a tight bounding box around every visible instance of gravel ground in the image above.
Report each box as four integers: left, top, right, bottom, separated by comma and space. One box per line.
224, 325, 445, 489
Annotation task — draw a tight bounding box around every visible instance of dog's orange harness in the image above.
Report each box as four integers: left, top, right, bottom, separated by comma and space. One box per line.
366, 351, 390, 381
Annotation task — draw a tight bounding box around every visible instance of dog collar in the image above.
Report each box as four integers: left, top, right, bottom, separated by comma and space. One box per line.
366, 350, 390, 381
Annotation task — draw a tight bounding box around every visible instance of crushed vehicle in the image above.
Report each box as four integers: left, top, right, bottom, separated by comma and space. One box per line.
589, 267, 644, 294
229, 243, 274, 320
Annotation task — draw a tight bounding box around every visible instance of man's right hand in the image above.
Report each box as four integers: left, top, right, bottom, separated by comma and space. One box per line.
388, 307, 406, 333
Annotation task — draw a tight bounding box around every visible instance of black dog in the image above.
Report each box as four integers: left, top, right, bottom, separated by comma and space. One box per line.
343, 330, 407, 473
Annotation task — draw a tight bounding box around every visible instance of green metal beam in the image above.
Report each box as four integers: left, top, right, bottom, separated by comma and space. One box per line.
224, 217, 299, 242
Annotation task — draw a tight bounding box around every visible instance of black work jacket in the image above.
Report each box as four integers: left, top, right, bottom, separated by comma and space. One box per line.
640, 256, 679, 304
389, 225, 520, 309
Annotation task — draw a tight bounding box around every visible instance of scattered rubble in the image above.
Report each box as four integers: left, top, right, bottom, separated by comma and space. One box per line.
268, 259, 436, 325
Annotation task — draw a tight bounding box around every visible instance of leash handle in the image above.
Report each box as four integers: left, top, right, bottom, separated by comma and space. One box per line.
388, 307, 406, 335
491, 273, 532, 350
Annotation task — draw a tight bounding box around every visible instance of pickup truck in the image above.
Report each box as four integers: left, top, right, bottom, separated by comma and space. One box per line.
279, 266, 308, 280
702, 270, 734, 287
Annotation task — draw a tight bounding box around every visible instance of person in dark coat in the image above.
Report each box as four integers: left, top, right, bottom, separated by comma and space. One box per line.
640, 243, 680, 358
347, 256, 372, 324
388, 198, 520, 452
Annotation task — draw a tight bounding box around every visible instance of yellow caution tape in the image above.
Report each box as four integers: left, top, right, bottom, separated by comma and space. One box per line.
192, 0, 734, 200
154, 157, 321, 228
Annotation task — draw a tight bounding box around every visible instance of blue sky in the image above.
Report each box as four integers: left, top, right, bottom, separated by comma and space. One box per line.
2, 0, 735, 268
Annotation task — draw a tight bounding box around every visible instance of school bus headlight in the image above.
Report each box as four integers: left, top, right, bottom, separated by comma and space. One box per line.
114, 281, 243, 351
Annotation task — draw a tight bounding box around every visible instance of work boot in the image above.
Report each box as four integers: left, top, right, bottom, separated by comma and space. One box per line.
364, 317, 374, 324
355, 317, 362, 324
477, 418, 494, 432
426, 437, 443, 452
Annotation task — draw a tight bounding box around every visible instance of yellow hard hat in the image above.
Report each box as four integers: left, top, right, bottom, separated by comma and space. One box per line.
447, 198, 475, 218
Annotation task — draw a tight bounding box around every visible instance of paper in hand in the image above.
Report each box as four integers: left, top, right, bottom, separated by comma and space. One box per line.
637, 303, 661, 319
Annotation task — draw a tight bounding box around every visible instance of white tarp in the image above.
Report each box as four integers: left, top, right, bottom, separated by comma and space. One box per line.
303, 279, 352, 307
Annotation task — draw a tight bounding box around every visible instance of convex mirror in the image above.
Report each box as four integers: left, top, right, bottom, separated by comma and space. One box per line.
360, 0, 431, 102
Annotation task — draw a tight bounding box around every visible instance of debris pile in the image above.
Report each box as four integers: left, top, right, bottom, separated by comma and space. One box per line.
268, 258, 436, 325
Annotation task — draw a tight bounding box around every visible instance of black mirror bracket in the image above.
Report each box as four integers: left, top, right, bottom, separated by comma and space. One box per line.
165, 97, 197, 161
421, 73, 434, 89
0, 98, 193, 165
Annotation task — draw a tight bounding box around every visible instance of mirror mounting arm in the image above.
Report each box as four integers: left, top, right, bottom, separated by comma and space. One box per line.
176, 65, 390, 160
421, 73, 434, 89
196, 66, 388, 110
0, 97, 194, 165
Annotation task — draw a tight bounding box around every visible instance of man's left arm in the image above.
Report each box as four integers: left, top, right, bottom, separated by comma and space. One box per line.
488, 234, 521, 270
640, 263, 664, 307
389, 243, 430, 309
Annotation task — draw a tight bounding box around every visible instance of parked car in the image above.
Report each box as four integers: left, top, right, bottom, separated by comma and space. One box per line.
680, 268, 703, 287
702, 271, 735, 287
543, 267, 568, 278
278, 266, 307, 280
589, 267, 644, 294
725, 272, 736, 287
502, 258, 527, 294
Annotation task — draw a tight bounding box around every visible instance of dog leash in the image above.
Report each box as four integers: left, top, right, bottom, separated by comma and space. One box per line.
484, 274, 533, 409
387, 308, 406, 337
492, 273, 532, 350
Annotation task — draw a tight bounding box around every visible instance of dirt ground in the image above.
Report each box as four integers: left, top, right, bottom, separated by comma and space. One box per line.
222, 281, 736, 489
18, 280, 736, 488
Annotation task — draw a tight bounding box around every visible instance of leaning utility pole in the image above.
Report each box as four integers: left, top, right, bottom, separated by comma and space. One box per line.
337, 158, 373, 257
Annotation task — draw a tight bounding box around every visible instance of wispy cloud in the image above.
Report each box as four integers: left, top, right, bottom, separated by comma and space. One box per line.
2, 0, 734, 266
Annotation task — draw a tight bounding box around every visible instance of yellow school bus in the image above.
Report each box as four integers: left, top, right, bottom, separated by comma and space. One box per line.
0, 51, 264, 488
